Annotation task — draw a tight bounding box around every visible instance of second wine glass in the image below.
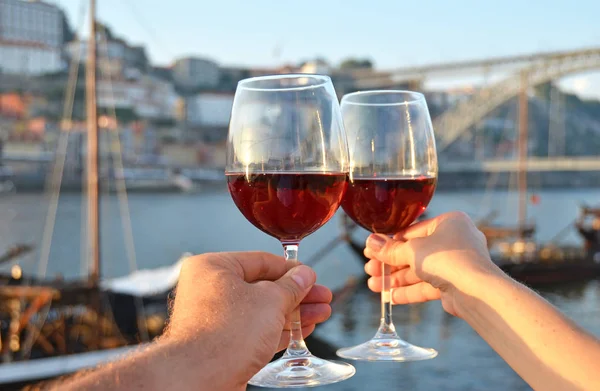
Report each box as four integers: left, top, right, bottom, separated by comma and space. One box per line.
337, 90, 439, 362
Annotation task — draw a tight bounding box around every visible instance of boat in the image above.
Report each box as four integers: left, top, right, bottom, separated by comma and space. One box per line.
342, 75, 600, 286
0, 3, 182, 386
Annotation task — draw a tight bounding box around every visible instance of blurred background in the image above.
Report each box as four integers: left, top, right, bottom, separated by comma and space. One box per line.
1, 1, 600, 390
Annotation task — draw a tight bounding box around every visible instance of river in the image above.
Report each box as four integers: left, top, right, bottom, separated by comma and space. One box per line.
1, 187, 599, 390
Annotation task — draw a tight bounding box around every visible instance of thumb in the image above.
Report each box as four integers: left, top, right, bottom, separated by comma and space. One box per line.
274, 265, 316, 312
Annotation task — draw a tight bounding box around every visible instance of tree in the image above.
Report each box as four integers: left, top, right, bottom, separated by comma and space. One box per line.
339, 58, 374, 70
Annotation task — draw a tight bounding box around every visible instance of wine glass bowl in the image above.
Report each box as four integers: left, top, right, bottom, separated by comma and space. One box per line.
341, 175, 436, 235
226, 74, 355, 387
227, 172, 348, 244
336, 90, 439, 362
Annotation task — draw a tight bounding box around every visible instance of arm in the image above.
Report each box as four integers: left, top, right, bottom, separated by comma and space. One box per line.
364, 212, 600, 391
54, 338, 238, 391
458, 271, 600, 391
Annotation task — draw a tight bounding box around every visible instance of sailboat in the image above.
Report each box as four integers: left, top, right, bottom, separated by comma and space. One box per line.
477, 72, 600, 284
0, 1, 184, 386
475, 72, 540, 252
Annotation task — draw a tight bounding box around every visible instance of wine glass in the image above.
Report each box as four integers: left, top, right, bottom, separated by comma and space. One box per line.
336, 90, 439, 362
226, 74, 356, 387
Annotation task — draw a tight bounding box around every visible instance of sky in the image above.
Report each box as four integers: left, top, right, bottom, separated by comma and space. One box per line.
54, 0, 600, 99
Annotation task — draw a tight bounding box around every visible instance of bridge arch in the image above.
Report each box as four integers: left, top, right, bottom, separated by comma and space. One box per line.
433, 50, 600, 152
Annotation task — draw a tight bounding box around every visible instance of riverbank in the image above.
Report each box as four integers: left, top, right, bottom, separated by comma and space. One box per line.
5, 169, 600, 193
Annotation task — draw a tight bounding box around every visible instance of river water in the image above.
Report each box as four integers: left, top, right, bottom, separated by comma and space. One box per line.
1, 187, 600, 390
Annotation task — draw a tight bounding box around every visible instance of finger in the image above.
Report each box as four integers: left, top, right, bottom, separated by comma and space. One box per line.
364, 259, 380, 276
274, 265, 317, 312
367, 269, 423, 292
301, 285, 332, 304
198, 251, 288, 283
390, 282, 441, 305
277, 325, 316, 352
364, 259, 405, 277
364, 235, 413, 268
230, 252, 287, 282
393, 211, 472, 241
283, 303, 331, 330
392, 217, 437, 241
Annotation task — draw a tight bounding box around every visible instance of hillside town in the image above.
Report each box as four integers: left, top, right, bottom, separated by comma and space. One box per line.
1, 0, 600, 190
0, 0, 424, 173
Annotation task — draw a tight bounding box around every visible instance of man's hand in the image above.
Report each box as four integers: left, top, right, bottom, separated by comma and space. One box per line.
167, 252, 332, 388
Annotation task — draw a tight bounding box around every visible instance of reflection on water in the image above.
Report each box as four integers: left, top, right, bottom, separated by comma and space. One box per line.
1, 188, 599, 390
336, 288, 430, 335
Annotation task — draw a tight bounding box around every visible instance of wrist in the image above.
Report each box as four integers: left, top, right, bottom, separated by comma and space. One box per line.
451, 262, 514, 319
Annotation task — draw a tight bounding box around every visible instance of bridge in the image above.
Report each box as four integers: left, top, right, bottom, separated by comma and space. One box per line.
354, 48, 600, 146
428, 48, 600, 152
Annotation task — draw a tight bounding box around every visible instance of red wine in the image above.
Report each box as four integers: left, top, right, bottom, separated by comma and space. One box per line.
227, 172, 348, 243
341, 176, 436, 234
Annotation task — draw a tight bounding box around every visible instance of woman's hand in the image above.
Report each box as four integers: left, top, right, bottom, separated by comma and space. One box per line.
364, 211, 505, 317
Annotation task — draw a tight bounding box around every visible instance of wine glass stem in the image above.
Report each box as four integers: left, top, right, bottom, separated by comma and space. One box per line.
376, 260, 398, 339
283, 244, 311, 357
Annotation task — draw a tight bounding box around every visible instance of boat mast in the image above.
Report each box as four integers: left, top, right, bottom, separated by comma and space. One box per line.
517, 70, 529, 239
86, 0, 100, 286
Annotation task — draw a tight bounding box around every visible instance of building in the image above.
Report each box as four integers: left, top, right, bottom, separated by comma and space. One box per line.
65, 38, 149, 78
299, 60, 331, 75
96, 75, 179, 121
218, 65, 298, 91
64, 22, 149, 78
0, 92, 27, 118
0, 0, 69, 75
185, 92, 233, 142
150, 65, 173, 83
218, 66, 251, 91
172, 57, 220, 91
134, 76, 179, 120
124, 45, 148, 73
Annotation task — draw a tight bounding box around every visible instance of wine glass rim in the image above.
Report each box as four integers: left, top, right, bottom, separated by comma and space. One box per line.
341, 90, 425, 106
237, 74, 332, 92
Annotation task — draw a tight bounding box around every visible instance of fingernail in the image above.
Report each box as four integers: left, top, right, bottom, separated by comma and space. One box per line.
291, 266, 314, 290
366, 234, 386, 252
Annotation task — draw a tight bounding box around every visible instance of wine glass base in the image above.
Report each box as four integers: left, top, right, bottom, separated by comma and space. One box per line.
336, 337, 438, 362
248, 354, 355, 388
